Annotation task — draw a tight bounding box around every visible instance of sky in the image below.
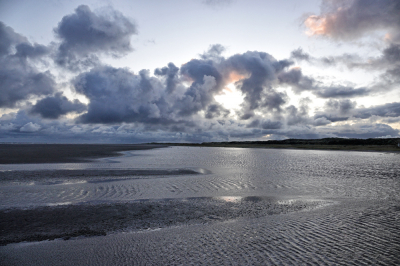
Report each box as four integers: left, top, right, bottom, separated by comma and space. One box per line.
0, 0, 400, 143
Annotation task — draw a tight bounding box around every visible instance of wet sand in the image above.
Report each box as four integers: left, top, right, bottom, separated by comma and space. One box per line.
0, 196, 331, 246
0, 144, 167, 164
1, 146, 399, 265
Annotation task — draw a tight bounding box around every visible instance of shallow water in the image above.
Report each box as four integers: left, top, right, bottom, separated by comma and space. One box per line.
1, 147, 400, 265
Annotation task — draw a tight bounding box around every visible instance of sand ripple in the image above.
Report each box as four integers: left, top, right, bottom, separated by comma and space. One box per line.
1, 147, 399, 265
1, 200, 399, 265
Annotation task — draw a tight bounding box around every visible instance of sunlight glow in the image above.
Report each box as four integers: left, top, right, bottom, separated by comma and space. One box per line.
214, 83, 244, 111
304, 15, 330, 36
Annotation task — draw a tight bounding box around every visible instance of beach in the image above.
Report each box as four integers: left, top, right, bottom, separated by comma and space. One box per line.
1, 145, 399, 265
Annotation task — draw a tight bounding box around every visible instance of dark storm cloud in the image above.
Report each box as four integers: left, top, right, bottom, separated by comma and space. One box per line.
261, 120, 282, 129
74, 66, 165, 124
325, 99, 357, 114
382, 43, 400, 63
154, 63, 180, 94
222, 51, 292, 114
315, 100, 400, 123
74, 57, 232, 126
54, 5, 137, 70
30, 93, 87, 119
354, 102, 400, 119
181, 59, 223, 87
176, 59, 227, 117
254, 119, 282, 129
15, 43, 50, 59
0, 67, 55, 108
5, 3, 400, 143
173, 75, 222, 117
314, 115, 349, 123
72, 50, 294, 128
331, 123, 399, 139
286, 106, 307, 126
314, 86, 370, 98
0, 22, 55, 108
0, 22, 26, 56
314, 99, 357, 122
305, 0, 400, 41
205, 104, 230, 119
277, 68, 314, 93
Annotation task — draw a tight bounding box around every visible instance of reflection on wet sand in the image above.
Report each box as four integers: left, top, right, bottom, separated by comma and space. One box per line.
1, 146, 400, 265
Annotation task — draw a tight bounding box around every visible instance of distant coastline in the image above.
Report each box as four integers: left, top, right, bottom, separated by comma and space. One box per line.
1, 138, 399, 164
156, 138, 400, 152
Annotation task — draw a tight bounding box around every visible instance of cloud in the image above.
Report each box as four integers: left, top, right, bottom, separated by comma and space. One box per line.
20, 122, 41, 132
176, 75, 220, 117
15, 43, 50, 59
54, 5, 137, 70
178, 51, 292, 119
2, 0, 399, 143
205, 104, 230, 119
154, 63, 180, 94
222, 51, 292, 115
290, 48, 310, 61
304, 0, 400, 41
286, 102, 310, 126
178, 59, 224, 117
0, 22, 55, 108
325, 99, 357, 114
72, 49, 296, 127
382, 43, 400, 63
293, 43, 400, 70
181, 58, 223, 87
202, 0, 234, 8
290, 48, 363, 69
314, 85, 370, 98
74, 66, 166, 124
315, 100, 400, 123
354, 102, 400, 119
278, 67, 370, 98
246, 119, 282, 130
30, 93, 87, 119
328, 123, 399, 139
200, 44, 226, 61
314, 99, 357, 122
73, 58, 232, 127
288, 43, 400, 101
278, 67, 314, 93
0, 22, 26, 56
